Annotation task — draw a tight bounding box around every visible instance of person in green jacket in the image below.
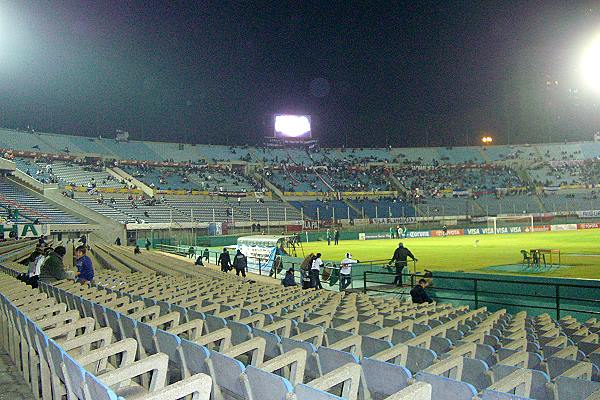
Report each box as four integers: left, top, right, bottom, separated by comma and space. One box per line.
39, 246, 69, 283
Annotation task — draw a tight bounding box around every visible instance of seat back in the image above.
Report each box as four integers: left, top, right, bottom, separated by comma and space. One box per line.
243, 365, 294, 400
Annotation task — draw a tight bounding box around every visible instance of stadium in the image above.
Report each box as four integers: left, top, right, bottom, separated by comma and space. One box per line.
1, 2, 600, 400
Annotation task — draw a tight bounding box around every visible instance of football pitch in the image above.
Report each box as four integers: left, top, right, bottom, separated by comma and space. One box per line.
299, 229, 600, 279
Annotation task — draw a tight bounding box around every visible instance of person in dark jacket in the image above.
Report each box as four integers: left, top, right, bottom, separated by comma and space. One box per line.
218, 248, 231, 272
134, 245, 141, 254
115, 237, 121, 246
410, 279, 433, 304
334, 229, 340, 245
145, 238, 151, 251
195, 256, 204, 266
282, 268, 296, 287
232, 249, 247, 277
188, 246, 196, 258
74, 245, 94, 284
39, 246, 69, 283
203, 248, 210, 262
390, 242, 417, 286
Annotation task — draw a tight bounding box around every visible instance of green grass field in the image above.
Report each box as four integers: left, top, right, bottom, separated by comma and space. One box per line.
300, 229, 600, 279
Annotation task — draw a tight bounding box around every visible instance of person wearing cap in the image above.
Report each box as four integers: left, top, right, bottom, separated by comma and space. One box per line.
340, 252, 358, 290
39, 246, 69, 283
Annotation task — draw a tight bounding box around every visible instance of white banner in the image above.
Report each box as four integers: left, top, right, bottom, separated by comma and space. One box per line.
577, 210, 600, 218
550, 224, 578, 231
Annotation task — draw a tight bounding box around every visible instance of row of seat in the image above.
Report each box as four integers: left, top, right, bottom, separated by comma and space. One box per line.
63, 268, 592, 398
0, 271, 213, 400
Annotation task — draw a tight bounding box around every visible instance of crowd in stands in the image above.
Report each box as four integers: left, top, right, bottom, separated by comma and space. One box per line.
398, 165, 525, 198
530, 160, 600, 187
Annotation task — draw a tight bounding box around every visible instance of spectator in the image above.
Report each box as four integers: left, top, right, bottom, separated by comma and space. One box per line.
195, 256, 204, 267
282, 268, 296, 287
115, 237, 121, 246
39, 246, 68, 283
203, 248, 210, 262
339, 252, 358, 290
134, 245, 141, 254
310, 252, 324, 290
79, 234, 87, 246
145, 238, 151, 251
232, 249, 247, 277
188, 246, 196, 258
74, 245, 94, 284
410, 278, 433, 304
390, 242, 417, 286
218, 248, 231, 272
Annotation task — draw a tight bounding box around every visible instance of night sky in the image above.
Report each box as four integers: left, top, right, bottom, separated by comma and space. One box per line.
1, 1, 600, 147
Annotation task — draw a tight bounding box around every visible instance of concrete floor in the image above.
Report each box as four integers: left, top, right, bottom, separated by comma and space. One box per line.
0, 350, 35, 400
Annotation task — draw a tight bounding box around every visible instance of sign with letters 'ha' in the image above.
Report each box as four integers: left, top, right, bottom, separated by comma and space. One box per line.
0, 224, 49, 238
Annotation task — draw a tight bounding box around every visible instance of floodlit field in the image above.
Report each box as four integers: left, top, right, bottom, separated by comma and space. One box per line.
300, 229, 600, 279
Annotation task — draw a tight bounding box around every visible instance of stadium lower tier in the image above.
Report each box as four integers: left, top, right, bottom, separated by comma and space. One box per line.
1, 249, 599, 400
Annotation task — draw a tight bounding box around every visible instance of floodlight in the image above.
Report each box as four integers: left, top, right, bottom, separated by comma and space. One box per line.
581, 35, 600, 93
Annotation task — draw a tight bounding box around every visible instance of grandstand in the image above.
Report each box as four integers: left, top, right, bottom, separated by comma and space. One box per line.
3, 129, 600, 236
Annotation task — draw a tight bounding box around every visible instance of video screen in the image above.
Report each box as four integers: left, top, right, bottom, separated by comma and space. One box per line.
274, 115, 312, 139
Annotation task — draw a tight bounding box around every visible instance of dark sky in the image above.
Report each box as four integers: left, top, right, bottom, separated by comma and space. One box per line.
1, 1, 600, 147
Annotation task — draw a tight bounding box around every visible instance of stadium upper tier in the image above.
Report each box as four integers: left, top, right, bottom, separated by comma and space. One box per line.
0, 179, 83, 224
3, 128, 600, 165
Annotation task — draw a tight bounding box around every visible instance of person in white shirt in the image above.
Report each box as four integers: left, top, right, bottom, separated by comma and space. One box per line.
310, 253, 324, 289
340, 253, 358, 290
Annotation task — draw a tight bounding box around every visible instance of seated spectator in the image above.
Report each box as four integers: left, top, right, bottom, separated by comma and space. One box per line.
39, 246, 69, 283
74, 245, 94, 285
410, 278, 433, 304
282, 268, 296, 287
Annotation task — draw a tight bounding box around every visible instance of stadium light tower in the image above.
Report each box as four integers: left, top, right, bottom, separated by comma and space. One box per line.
481, 136, 493, 145
581, 34, 600, 93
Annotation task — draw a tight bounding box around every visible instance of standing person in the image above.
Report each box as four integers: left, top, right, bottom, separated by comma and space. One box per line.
79, 234, 87, 246
188, 246, 196, 259
203, 248, 210, 262
145, 238, 151, 251
218, 248, 232, 272
390, 243, 417, 286
334, 229, 340, 245
410, 279, 433, 304
310, 252, 324, 289
74, 245, 94, 285
232, 249, 247, 277
397, 225, 403, 239
340, 252, 358, 290
389, 226, 396, 239
326, 229, 331, 246
39, 246, 69, 283
442, 225, 448, 237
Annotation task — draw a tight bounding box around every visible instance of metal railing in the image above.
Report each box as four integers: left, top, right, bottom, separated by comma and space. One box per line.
363, 270, 600, 320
